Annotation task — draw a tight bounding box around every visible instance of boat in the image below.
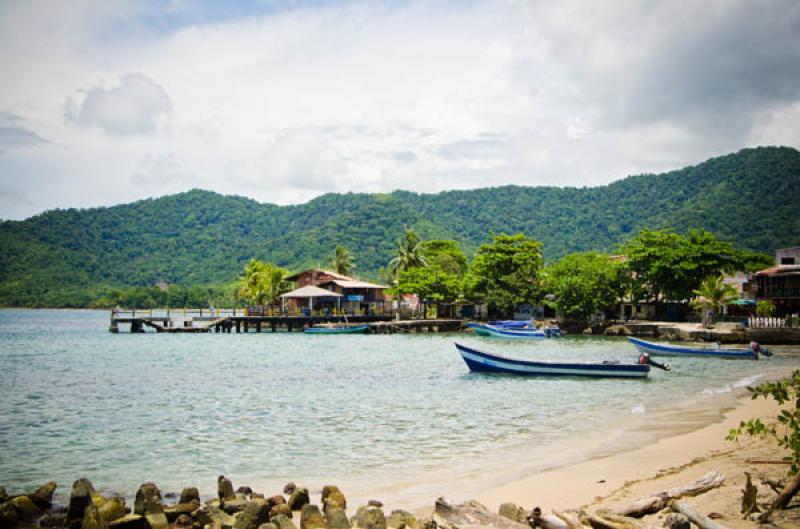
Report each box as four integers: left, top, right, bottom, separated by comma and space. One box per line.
467, 321, 563, 338
627, 337, 770, 359
304, 325, 369, 334
488, 320, 531, 329
455, 343, 652, 378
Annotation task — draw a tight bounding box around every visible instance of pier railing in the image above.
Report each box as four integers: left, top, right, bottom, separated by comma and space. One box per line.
748, 315, 799, 328
111, 306, 397, 318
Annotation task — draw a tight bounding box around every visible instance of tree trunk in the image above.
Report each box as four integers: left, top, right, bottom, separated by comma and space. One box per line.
614, 471, 725, 517
669, 500, 729, 529
771, 471, 800, 510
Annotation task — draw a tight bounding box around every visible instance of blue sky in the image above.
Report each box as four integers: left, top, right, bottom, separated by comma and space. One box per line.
1, 0, 799, 219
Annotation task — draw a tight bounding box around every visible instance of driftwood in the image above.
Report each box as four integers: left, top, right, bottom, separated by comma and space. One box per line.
670, 500, 729, 529
770, 471, 800, 510
550, 510, 586, 529
614, 471, 725, 517
740, 472, 759, 518
585, 510, 649, 529
433, 498, 563, 529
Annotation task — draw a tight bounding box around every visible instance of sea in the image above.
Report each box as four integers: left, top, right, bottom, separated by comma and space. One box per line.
0, 309, 795, 509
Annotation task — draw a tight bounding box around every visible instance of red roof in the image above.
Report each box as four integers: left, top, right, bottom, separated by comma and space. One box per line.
753, 265, 800, 277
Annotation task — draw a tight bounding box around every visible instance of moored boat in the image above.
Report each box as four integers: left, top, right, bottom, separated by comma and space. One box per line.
627, 337, 769, 359
304, 325, 369, 334
455, 342, 652, 378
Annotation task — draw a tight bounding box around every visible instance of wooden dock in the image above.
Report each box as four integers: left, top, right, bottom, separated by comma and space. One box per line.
110, 310, 463, 334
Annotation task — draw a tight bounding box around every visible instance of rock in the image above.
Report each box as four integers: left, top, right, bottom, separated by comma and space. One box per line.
386, 511, 417, 529
0, 502, 20, 529
273, 514, 299, 529
663, 513, 690, 529
217, 497, 249, 515
498, 504, 525, 524
67, 478, 96, 529
326, 508, 351, 529
108, 514, 146, 529
144, 511, 169, 529
82, 504, 104, 529
320, 487, 341, 504
234, 501, 271, 529
0, 485, 7, 503
134, 483, 163, 516
288, 489, 310, 511
218, 476, 235, 502
300, 505, 326, 529
367, 501, 383, 508
271, 504, 293, 519
323, 492, 347, 513
351, 506, 386, 529
252, 494, 265, 500
180, 488, 200, 505
268, 496, 287, 508
176, 514, 194, 528
99, 496, 128, 523
237, 487, 253, 495
432, 499, 527, 529
40, 512, 67, 527
258, 524, 279, 529
32, 481, 58, 509
192, 505, 235, 529
165, 500, 201, 522
9, 495, 41, 519
283, 483, 297, 495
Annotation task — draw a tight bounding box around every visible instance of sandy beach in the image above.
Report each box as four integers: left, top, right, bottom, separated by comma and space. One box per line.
472, 370, 798, 528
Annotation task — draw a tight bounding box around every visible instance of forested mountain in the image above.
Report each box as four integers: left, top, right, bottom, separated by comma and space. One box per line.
1, 146, 799, 306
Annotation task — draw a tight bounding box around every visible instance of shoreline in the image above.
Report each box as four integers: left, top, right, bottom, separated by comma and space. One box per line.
469, 368, 795, 526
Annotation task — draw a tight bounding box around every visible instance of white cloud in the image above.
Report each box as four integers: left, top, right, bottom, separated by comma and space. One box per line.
65, 73, 173, 136
0, 0, 798, 219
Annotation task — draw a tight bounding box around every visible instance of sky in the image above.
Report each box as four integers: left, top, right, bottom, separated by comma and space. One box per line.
1, 0, 799, 220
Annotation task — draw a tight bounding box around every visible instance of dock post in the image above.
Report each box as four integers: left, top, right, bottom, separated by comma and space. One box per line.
256, 321, 262, 333
109, 319, 119, 333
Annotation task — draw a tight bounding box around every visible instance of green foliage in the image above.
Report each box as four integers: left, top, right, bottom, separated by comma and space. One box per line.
0, 146, 798, 307
727, 371, 800, 476
330, 245, 355, 276
620, 228, 741, 302
689, 275, 739, 326
235, 258, 291, 306
544, 252, 627, 322
392, 239, 467, 301
757, 299, 777, 317
468, 233, 544, 316
388, 227, 428, 276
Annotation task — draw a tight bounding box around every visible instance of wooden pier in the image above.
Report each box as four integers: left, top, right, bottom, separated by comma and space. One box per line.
110, 310, 463, 334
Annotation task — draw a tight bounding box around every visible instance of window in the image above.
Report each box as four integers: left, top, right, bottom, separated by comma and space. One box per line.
780, 257, 796, 265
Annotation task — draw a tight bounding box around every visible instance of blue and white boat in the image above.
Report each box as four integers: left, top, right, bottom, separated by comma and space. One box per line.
455, 343, 652, 378
627, 337, 769, 359
304, 325, 369, 334
467, 322, 563, 338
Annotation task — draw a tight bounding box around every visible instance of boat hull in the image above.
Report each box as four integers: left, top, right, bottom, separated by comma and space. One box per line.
627, 337, 755, 359
304, 325, 369, 334
455, 343, 650, 378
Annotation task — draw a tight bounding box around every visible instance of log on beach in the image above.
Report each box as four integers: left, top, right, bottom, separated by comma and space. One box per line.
669, 500, 729, 529
614, 471, 725, 517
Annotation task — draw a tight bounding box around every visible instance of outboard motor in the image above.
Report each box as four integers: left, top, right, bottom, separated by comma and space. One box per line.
751, 341, 772, 358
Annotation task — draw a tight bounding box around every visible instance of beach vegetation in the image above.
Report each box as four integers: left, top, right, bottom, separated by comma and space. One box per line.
236, 259, 291, 306
388, 227, 428, 276
330, 246, 355, 276
544, 252, 628, 322
757, 299, 777, 317
689, 275, 739, 326
391, 239, 467, 302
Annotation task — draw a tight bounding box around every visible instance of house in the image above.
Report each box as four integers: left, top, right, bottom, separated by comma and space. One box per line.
281, 269, 389, 315
753, 247, 800, 315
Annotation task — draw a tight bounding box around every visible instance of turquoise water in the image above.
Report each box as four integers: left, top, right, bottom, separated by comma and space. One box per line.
0, 310, 795, 507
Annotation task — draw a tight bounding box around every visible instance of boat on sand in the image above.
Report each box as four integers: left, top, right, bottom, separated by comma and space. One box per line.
627, 337, 770, 359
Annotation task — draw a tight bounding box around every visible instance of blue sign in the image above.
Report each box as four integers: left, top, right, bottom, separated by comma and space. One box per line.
347, 295, 364, 302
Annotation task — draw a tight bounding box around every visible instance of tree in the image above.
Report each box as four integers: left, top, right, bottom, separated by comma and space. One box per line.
689, 275, 738, 327
468, 233, 544, 316
236, 259, 290, 306
330, 245, 355, 276
388, 227, 428, 275
620, 228, 740, 303
390, 239, 467, 302
544, 252, 627, 323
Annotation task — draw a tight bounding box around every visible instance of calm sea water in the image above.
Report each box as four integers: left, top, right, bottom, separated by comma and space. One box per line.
0, 310, 794, 508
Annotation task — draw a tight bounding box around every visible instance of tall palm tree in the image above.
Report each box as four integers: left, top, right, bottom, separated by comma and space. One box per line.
690, 275, 738, 327
388, 227, 428, 275
331, 245, 355, 276
237, 259, 290, 306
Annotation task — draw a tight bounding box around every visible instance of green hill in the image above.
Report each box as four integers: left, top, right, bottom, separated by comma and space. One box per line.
1, 146, 799, 307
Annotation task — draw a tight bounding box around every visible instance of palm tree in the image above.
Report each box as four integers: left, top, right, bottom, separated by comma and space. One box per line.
331, 245, 355, 276
690, 275, 738, 327
237, 259, 290, 306
388, 227, 428, 275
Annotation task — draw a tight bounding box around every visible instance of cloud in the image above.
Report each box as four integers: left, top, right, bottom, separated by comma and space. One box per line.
0, 113, 47, 153
131, 153, 196, 187
64, 73, 173, 136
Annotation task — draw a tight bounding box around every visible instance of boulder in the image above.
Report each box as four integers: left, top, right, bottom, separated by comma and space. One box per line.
320, 487, 341, 505
0, 502, 20, 529
192, 504, 235, 529
267, 496, 287, 508
218, 476, 236, 502
258, 524, 278, 529
9, 495, 41, 519
323, 492, 346, 513
82, 504, 104, 529
663, 513, 690, 529
325, 508, 351, 529
67, 478, 96, 529
386, 511, 417, 529
367, 501, 382, 508
300, 505, 326, 529
144, 511, 169, 529
108, 514, 146, 529
134, 483, 163, 515
0, 485, 7, 503
351, 506, 386, 529
237, 487, 254, 495
180, 488, 200, 505
32, 481, 58, 509
272, 514, 299, 529
40, 512, 67, 527
283, 483, 297, 495
233, 501, 271, 529
175, 514, 194, 528
497, 504, 525, 524
271, 503, 293, 519
164, 500, 201, 522
288, 489, 310, 511
217, 497, 249, 515
99, 497, 128, 523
